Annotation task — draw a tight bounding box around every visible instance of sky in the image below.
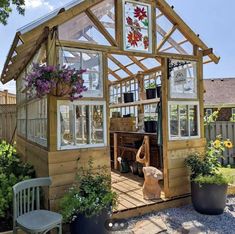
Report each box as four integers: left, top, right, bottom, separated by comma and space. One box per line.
0, 0, 235, 93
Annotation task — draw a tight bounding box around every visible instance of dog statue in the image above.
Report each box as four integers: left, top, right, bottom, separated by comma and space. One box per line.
142, 166, 163, 200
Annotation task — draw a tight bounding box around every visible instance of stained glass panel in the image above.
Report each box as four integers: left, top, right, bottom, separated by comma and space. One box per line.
123, 0, 152, 53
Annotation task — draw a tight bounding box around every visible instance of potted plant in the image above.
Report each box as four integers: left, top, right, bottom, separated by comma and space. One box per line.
145, 83, 156, 99
123, 92, 134, 103
60, 159, 118, 234
25, 63, 87, 101
144, 116, 157, 133
185, 136, 233, 215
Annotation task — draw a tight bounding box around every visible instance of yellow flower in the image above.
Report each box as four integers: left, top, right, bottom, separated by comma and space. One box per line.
213, 139, 221, 149
224, 140, 233, 149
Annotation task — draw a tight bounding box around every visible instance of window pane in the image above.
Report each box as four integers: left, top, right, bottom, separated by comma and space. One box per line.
90, 105, 104, 144
75, 105, 88, 145
123, 1, 152, 53
170, 105, 179, 138
60, 105, 75, 146
60, 48, 103, 97
180, 105, 189, 137
169, 60, 197, 99
189, 105, 198, 136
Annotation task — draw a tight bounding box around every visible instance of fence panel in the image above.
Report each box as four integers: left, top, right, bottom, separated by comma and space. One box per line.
205, 121, 235, 165
0, 104, 17, 143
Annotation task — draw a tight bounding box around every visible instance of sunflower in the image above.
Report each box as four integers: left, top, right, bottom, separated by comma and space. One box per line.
213, 139, 221, 149
224, 140, 233, 149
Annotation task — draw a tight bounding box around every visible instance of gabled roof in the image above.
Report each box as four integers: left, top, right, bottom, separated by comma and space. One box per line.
0, 0, 220, 85
204, 78, 235, 107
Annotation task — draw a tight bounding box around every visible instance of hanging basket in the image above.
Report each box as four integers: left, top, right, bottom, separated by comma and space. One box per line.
51, 81, 73, 97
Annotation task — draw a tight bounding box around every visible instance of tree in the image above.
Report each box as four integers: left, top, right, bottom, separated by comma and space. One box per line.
0, 0, 25, 25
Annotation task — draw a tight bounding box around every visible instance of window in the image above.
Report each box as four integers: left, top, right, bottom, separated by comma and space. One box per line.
27, 98, 47, 147
169, 101, 200, 140
232, 108, 235, 121
58, 101, 107, 150
169, 59, 197, 99
60, 48, 103, 97
123, 0, 152, 53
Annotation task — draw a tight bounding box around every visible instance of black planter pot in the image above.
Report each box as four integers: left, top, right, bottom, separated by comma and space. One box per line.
120, 159, 129, 173
191, 181, 228, 215
156, 86, 161, 98
70, 209, 110, 234
144, 121, 157, 133
123, 93, 134, 103
146, 88, 156, 99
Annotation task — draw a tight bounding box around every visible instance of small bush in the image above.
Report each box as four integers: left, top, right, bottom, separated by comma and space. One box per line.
0, 141, 35, 224
194, 174, 233, 185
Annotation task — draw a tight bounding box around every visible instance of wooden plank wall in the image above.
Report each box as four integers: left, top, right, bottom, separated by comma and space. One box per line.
166, 139, 206, 197
0, 104, 16, 143
47, 147, 110, 211
205, 121, 235, 165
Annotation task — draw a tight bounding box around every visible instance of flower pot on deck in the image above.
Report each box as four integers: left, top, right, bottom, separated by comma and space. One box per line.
123, 93, 134, 103
191, 181, 228, 215
146, 88, 156, 99
70, 209, 110, 234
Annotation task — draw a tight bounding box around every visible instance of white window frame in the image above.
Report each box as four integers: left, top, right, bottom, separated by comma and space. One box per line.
169, 60, 198, 100
122, 0, 153, 54
57, 100, 107, 150
168, 101, 201, 141
59, 47, 103, 98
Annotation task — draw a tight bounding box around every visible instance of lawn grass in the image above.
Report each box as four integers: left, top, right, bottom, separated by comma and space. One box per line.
219, 167, 235, 185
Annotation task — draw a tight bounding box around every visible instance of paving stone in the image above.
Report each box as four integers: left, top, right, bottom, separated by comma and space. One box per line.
132, 216, 167, 234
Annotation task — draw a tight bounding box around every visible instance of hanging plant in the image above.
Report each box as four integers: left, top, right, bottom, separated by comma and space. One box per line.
25, 63, 87, 101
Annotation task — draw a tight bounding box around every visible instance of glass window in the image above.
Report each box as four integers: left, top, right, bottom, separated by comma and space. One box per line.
58, 101, 107, 150
123, 0, 152, 53
169, 102, 200, 140
26, 98, 47, 147
60, 48, 103, 97
169, 59, 197, 99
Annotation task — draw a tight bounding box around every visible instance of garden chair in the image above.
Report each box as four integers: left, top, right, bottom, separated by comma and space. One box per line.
13, 177, 62, 234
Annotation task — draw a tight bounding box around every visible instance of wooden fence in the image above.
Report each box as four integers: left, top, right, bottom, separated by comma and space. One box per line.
205, 121, 235, 165
0, 104, 17, 143
0, 90, 16, 104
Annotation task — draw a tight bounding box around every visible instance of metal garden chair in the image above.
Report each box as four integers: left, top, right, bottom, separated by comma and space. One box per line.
13, 177, 62, 234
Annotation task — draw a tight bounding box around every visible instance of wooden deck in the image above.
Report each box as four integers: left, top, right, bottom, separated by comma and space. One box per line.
111, 170, 191, 219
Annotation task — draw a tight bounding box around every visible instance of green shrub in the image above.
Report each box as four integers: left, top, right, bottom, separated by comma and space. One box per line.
0, 141, 35, 220
60, 158, 118, 223
194, 174, 233, 185
145, 82, 156, 89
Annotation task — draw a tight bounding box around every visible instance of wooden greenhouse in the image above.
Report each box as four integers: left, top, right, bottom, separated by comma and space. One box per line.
0, 0, 220, 217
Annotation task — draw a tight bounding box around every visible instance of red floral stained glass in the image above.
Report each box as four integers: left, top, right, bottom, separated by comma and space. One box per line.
134, 6, 147, 21
124, 1, 152, 53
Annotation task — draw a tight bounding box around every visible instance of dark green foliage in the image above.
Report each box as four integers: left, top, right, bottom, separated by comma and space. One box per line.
194, 174, 233, 185
0, 0, 25, 25
0, 140, 35, 220
60, 158, 118, 223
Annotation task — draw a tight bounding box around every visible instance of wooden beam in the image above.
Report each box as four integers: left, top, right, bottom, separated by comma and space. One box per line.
107, 54, 133, 76
2, 27, 50, 84
128, 56, 148, 71
108, 68, 121, 80
202, 48, 213, 56
157, 0, 220, 64
157, 24, 178, 52
85, 9, 117, 46
157, 24, 188, 54
161, 39, 188, 52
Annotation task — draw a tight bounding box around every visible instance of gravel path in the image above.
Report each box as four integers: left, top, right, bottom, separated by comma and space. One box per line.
117, 196, 235, 234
